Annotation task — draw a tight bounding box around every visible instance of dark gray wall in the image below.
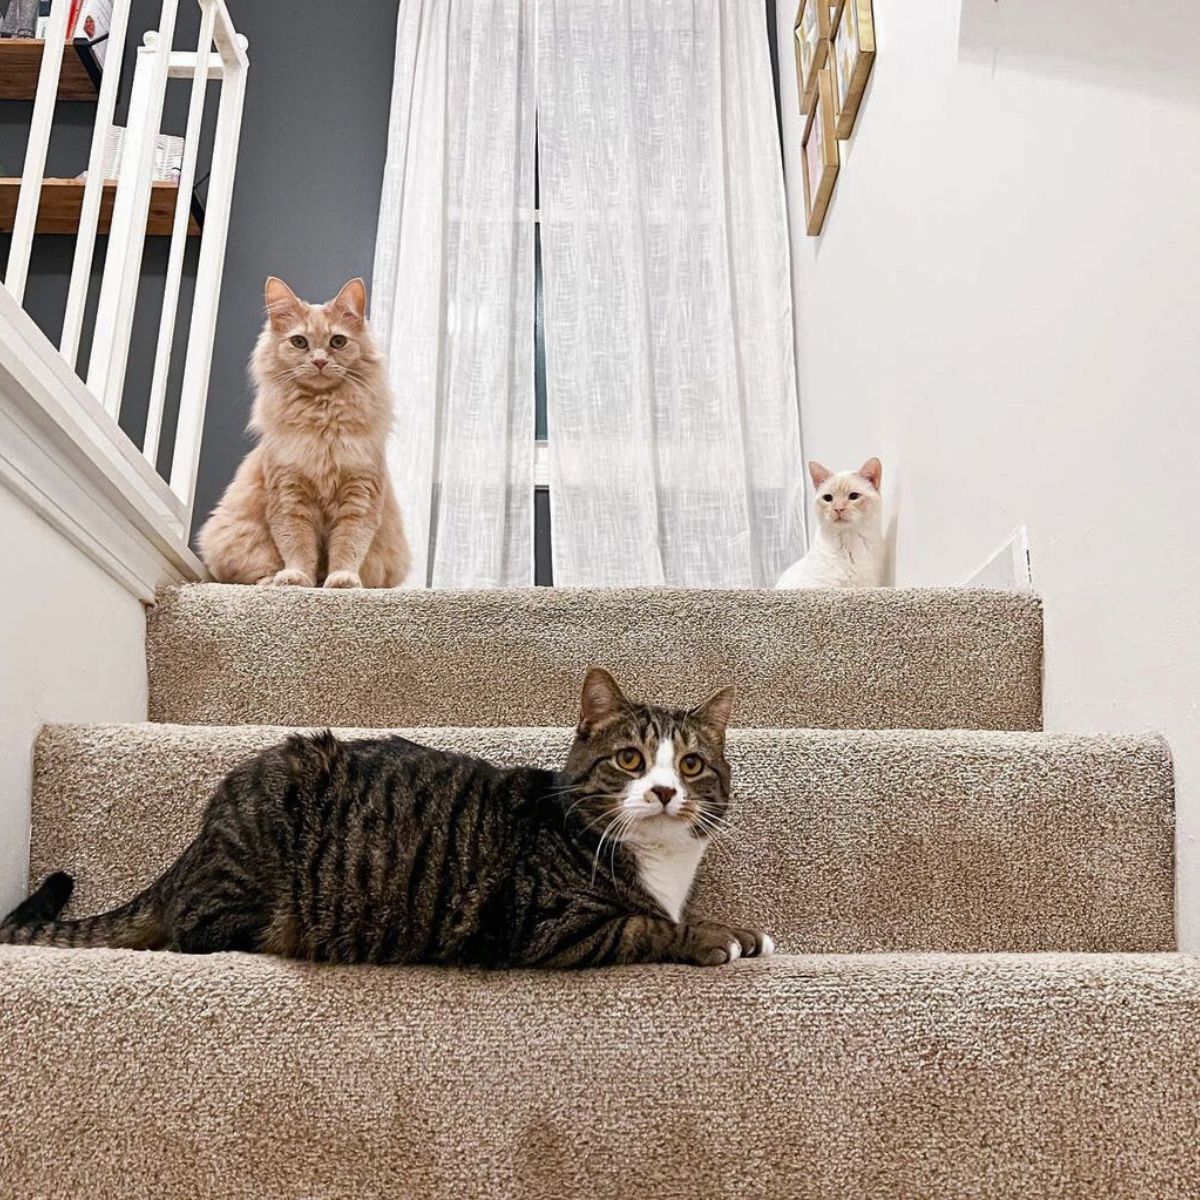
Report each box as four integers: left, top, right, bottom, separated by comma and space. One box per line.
0, 0, 401, 537
192, 0, 400, 536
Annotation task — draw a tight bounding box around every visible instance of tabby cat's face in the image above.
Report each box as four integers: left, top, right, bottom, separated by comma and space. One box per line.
562, 669, 734, 848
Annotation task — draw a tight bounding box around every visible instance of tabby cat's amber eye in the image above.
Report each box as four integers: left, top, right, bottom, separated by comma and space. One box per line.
679, 753, 704, 778
330, 334, 348, 349
290, 335, 308, 349
615, 748, 644, 773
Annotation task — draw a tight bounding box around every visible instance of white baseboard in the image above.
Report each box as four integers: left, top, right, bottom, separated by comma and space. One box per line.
962, 526, 1033, 590
0, 289, 204, 603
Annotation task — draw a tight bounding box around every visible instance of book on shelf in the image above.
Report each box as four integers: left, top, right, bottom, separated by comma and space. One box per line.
76, 126, 186, 185
32, 0, 83, 39
73, 0, 109, 64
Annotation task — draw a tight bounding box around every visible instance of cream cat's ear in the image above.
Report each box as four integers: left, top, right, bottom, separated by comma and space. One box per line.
264, 276, 302, 331
331, 277, 367, 325
808, 461, 832, 488
693, 685, 736, 741
859, 457, 882, 490
578, 667, 628, 728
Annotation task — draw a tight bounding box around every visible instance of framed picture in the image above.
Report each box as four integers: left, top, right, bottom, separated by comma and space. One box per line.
794, 0, 833, 115
833, 0, 876, 138
801, 65, 839, 236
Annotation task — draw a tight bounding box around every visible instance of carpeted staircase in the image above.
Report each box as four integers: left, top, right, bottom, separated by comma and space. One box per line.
3, 585, 1198, 1198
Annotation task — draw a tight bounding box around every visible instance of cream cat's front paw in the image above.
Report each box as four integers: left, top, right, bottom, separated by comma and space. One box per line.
266, 568, 314, 587
323, 570, 362, 589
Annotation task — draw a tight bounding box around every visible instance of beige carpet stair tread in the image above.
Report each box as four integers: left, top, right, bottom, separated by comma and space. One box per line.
145, 584, 1044, 729
2, 947, 1198, 1199
32, 723, 1174, 954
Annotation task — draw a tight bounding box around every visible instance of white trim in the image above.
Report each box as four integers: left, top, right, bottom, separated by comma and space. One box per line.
0, 290, 204, 602
534, 438, 549, 488
961, 526, 1034, 590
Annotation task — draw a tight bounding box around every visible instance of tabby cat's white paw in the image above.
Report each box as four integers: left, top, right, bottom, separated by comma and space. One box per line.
324, 570, 362, 589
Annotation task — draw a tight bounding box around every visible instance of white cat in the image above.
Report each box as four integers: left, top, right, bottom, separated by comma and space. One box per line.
776, 458, 885, 589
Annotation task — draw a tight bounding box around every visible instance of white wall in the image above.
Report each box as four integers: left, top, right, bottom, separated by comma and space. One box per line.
0, 488, 146, 914
777, 0, 1200, 945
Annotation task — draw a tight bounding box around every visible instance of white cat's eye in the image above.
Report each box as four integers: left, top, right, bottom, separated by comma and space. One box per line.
822, 493, 832, 502
615, 748, 644, 773
290, 335, 308, 349
329, 334, 348, 349
849, 492, 860, 500
679, 753, 704, 778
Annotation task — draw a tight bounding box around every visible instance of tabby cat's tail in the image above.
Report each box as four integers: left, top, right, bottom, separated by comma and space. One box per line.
0, 871, 165, 950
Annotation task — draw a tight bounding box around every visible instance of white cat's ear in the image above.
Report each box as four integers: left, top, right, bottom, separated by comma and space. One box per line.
808, 461, 833, 488
579, 667, 628, 728
859, 457, 882, 490
693, 684, 735, 741
264, 276, 302, 331
331, 277, 367, 326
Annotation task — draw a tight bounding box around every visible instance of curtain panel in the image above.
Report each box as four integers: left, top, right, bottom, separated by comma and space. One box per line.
373, 0, 804, 588
372, 0, 537, 588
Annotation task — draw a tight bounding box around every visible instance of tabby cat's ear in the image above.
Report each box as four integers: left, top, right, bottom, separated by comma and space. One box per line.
331, 277, 367, 327
693, 685, 736, 741
808, 461, 832, 488
265, 276, 302, 331
579, 667, 628, 729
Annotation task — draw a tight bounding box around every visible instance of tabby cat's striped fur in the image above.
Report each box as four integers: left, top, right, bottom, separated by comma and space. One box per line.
1, 670, 772, 968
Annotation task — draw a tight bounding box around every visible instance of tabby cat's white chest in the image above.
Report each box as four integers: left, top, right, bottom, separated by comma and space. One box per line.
632, 836, 708, 923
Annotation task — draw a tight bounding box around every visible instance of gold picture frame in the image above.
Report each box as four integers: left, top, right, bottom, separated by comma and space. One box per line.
833, 0, 876, 139
801, 65, 839, 236
794, 0, 833, 115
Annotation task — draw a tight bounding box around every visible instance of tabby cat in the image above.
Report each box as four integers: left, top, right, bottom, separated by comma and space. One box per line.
1, 670, 772, 969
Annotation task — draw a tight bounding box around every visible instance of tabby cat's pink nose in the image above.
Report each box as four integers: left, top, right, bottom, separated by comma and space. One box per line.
651, 785, 676, 806
313, 359, 328, 371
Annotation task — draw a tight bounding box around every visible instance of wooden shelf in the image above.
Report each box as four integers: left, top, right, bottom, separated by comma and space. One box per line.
0, 38, 101, 102
0, 179, 203, 236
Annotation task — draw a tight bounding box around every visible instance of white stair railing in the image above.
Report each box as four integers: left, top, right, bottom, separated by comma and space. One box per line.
1, 0, 248, 561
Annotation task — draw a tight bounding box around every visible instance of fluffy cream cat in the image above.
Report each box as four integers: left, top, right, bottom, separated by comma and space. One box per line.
197, 276, 410, 589
776, 458, 885, 589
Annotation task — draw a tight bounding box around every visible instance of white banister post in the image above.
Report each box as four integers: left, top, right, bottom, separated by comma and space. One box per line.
4, 0, 72, 303
169, 25, 248, 527
85, 3, 179, 420
143, 0, 218, 467
60, 0, 134, 369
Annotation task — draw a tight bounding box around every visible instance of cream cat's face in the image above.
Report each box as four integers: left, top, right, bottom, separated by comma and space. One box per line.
810, 457, 882, 530
262, 276, 371, 393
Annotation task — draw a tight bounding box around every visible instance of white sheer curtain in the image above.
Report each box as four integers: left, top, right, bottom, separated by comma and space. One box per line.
372, 0, 536, 587
537, 0, 804, 587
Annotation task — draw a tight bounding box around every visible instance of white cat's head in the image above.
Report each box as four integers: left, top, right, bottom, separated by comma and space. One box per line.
809, 458, 882, 531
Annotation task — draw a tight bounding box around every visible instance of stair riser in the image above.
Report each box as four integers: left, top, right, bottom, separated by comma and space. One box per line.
31, 725, 1173, 953
1, 949, 1197, 1199
146, 585, 1044, 729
